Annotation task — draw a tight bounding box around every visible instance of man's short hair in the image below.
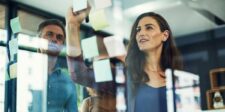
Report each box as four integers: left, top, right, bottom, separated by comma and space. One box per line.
37, 19, 65, 37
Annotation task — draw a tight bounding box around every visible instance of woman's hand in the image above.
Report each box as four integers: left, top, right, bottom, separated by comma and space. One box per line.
66, 4, 91, 27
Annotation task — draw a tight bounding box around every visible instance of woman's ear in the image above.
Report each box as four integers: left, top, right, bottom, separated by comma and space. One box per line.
162, 30, 169, 42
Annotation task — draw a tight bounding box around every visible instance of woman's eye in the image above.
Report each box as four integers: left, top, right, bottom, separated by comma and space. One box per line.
146, 26, 152, 30
136, 28, 141, 33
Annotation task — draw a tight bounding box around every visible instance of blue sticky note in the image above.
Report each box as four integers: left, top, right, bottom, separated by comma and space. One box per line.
10, 17, 22, 34
89, 10, 109, 31
81, 36, 99, 58
93, 59, 112, 82
73, 0, 88, 12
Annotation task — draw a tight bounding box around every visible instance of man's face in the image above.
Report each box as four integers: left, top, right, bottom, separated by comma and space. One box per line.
39, 25, 65, 56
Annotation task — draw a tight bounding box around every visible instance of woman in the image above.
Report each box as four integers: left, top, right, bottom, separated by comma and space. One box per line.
126, 12, 182, 112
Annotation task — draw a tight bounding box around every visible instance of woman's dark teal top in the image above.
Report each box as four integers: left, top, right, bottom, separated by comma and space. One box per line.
134, 83, 167, 112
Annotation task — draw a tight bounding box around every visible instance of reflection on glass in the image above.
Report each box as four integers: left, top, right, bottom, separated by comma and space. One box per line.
166, 69, 201, 112
17, 50, 48, 112
0, 46, 8, 112
0, 4, 5, 29
17, 10, 46, 36
18, 34, 48, 50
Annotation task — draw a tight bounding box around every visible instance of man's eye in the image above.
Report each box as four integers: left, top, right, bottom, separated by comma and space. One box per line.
56, 35, 64, 41
46, 32, 53, 37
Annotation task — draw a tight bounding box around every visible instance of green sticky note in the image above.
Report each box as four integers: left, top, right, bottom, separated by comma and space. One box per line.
5, 72, 10, 81
10, 17, 22, 34
81, 36, 99, 58
93, 59, 112, 82
89, 10, 109, 31
9, 38, 18, 61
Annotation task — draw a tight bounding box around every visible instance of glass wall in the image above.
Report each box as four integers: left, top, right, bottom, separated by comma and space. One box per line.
0, 3, 7, 112
0, 46, 8, 112
0, 4, 6, 43
0, 4, 5, 29
1, 0, 225, 112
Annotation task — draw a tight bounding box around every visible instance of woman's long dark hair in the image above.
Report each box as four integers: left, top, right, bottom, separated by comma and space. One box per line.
126, 12, 182, 92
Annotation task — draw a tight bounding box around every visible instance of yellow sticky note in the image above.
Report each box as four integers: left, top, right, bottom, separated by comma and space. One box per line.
103, 36, 126, 57
89, 0, 112, 10
81, 36, 99, 58
90, 10, 109, 31
93, 59, 112, 82
10, 63, 17, 79
10, 17, 22, 34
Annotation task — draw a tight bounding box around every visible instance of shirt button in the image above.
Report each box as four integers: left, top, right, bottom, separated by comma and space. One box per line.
48, 101, 51, 105
48, 85, 51, 88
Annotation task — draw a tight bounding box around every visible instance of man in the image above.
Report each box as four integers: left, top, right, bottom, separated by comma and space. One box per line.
37, 19, 78, 112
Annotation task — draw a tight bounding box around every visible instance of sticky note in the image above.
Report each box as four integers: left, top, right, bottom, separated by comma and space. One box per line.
9, 63, 17, 79
89, 10, 109, 31
10, 17, 22, 34
0, 29, 7, 42
73, 0, 88, 12
103, 36, 126, 57
89, 0, 112, 10
9, 38, 18, 61
5, 72, 10, 81
93, 59, 112, 82
81, 36, 99, 58
17, 50, 48, 90
0, 46, 9, 81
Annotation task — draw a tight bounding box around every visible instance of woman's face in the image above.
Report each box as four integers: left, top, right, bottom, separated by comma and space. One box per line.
136, 17, 168, 52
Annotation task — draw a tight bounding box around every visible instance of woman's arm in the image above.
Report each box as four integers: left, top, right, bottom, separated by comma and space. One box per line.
65, 6, 95, 86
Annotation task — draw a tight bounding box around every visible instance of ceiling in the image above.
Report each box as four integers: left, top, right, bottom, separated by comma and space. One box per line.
11, 0, 225, 38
